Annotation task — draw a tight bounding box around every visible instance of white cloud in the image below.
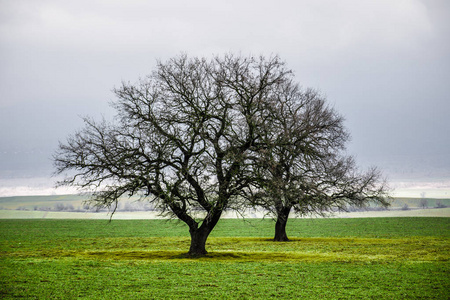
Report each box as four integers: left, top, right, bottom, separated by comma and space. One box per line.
0, 176, 78, 197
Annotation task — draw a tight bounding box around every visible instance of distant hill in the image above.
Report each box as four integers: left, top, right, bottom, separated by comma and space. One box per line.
0, 194, 154, 212
0, 195, 87, 211
0, 195, 449, 212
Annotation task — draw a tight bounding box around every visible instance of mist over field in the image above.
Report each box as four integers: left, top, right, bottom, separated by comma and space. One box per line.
1, 152, 449, 198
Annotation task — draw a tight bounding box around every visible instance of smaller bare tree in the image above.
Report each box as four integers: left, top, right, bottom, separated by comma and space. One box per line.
251, 81, 390, 241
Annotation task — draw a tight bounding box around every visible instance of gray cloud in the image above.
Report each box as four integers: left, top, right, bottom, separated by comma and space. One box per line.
1, 0, 449, 195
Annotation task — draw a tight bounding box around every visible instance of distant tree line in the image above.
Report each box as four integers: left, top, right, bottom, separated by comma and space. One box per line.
9, 199, 447, 213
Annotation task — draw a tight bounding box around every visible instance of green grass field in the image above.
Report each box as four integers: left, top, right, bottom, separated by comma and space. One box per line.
1, 218, 449, 299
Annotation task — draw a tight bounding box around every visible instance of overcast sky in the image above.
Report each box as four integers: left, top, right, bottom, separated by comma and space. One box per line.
1, 0, 449, 197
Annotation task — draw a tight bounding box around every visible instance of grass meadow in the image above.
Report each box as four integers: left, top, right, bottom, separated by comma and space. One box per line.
1, 217, 449, 299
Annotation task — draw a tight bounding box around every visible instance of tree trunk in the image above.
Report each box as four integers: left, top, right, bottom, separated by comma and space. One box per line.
186, 199, 224, 256
188, 227, 210, 256
274, 206, 291, 242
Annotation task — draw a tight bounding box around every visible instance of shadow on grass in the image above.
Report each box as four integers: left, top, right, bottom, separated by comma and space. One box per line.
6, 237, 448, 263
77, 250, 371, 262
82, 250, 249, 261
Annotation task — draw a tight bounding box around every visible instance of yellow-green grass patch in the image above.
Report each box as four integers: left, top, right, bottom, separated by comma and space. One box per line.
3, 236, 448, 264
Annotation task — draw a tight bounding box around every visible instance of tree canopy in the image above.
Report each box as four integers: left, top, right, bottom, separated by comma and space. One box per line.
55, 54, 294, 255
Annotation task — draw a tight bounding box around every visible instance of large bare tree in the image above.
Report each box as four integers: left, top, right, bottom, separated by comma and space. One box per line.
252, 82, 390, 241
54, 54, 291, 256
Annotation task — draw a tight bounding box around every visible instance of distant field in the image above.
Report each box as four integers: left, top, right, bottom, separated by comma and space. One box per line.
1, 218, 449, 299
2, 195, 450, 210
1, 207, 450, 219
0, 195, 449, 220
0, 195, 88, 210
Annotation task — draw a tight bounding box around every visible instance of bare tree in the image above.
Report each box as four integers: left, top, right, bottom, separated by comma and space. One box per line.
419, 199, 429, 209
251, 81, 390, 241
419, 192, 428, 209
54, 54, 291, 256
